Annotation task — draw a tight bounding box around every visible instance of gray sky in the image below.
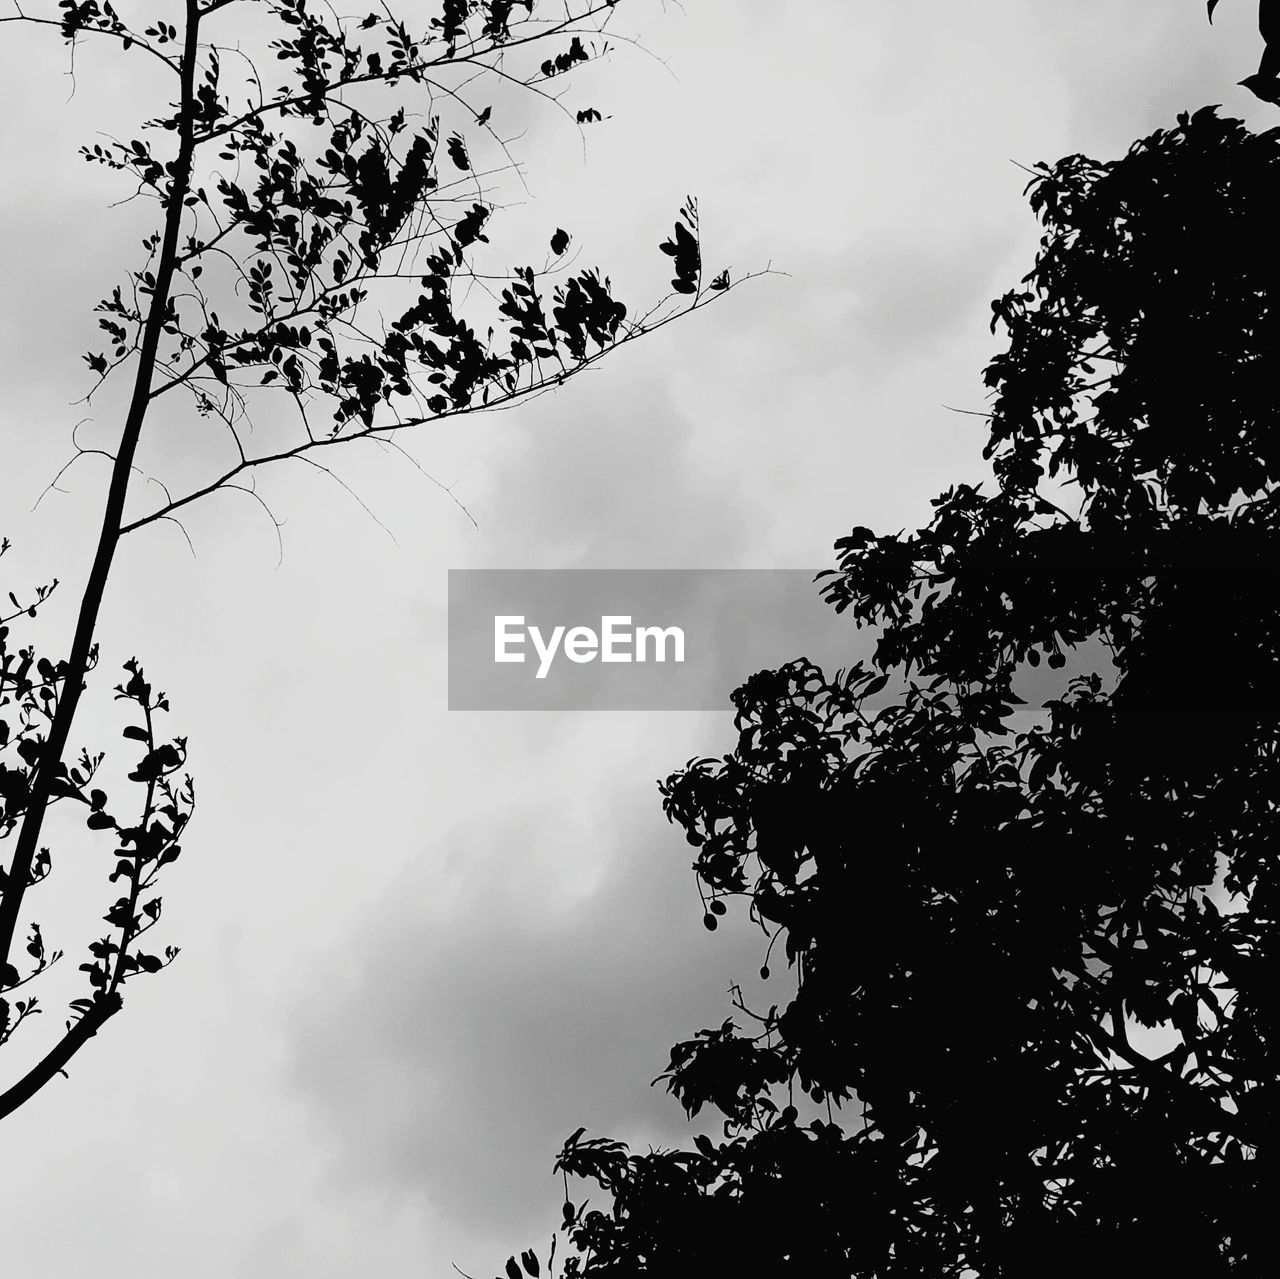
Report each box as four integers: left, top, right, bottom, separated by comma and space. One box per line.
0, 1, 1269, 1274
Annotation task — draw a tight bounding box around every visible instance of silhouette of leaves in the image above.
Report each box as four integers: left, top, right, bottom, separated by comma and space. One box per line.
4, 0, 751, 1134
446, 132, 470, 170
541, 106, 1280, 1277
659, 197, 701, 294
0, 559, 191, 1097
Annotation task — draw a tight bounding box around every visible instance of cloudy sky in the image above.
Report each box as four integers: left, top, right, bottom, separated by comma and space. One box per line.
0, 1, 1270, 1274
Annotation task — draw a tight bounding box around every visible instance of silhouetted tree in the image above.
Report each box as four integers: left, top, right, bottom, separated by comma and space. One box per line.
536, 106, 1280, 1277
0, 0, 741, 1122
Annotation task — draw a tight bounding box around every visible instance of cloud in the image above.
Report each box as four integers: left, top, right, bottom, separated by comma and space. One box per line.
457, 369, 768, 570
283, 781, 773, 1242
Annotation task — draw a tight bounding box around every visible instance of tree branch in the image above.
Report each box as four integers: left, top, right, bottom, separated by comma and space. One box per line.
0, 11, 181, 75
193, 0, 623, 145
118, 276, 762, 535
0, 0, 202, 993
0, 993, 122, 1122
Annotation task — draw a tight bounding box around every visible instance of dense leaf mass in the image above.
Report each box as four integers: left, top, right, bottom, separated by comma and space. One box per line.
547, 107, 1280, 1277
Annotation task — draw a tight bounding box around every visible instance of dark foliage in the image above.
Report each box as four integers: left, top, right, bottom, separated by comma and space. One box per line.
1, 539, 192, 1117
525, 107, 1280, 1277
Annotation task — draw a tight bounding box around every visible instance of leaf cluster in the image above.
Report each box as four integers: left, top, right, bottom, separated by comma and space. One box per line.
0, 546, 191, 1100
41, 0, 742, 536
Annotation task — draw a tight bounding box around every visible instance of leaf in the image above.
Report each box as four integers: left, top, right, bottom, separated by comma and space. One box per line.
446, 134, 470, 171
128, 744, 182, 783
660, 214, 700, 293
122, 725, 149, 741
453, 203, 490, 248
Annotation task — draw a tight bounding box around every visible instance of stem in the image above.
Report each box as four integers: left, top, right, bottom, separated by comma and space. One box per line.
0, 993, 123, 1122
0, 0, 201, 989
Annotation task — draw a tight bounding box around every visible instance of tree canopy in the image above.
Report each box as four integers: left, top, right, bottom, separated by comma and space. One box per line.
540, 105, 1280, 1277
0, 0, 738, 1124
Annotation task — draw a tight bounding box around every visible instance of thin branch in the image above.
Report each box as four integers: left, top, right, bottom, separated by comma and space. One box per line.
194, 1, 624, 144
119, 274, 768, 535
297, 453, 398, 545
0, 10, 181, 75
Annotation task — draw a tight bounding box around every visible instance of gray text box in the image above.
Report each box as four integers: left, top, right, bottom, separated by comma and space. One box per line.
447, 569, 863, 710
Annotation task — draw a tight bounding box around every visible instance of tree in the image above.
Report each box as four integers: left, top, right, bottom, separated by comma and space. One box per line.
0, 0, 741, 1123
541, 105, 1280, 1277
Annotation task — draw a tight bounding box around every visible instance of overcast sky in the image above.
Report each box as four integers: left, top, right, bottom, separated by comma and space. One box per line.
0, 1, 1271, 1274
